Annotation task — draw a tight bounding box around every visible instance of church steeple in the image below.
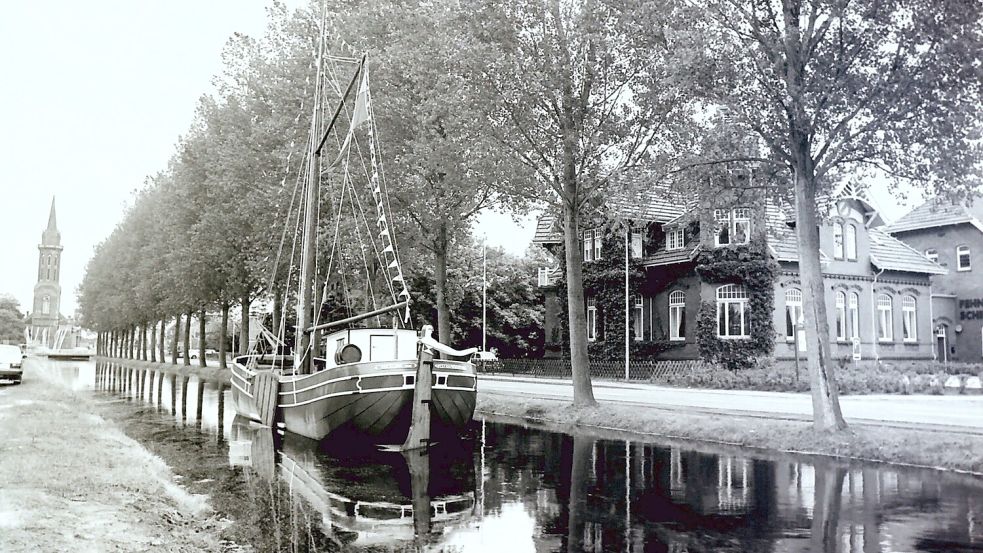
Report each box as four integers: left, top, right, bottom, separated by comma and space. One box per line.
42, 196, 60, 247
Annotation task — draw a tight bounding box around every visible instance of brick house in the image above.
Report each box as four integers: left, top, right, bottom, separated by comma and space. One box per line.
534, 179, 945, 363
884, 197, 983, 362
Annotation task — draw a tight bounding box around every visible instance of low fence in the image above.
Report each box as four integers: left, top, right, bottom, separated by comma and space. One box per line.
478, 358, 710, 383
479, 357, 983, 395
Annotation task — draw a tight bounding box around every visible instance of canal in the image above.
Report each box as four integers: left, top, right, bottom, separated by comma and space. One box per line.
41, 359, 983, 551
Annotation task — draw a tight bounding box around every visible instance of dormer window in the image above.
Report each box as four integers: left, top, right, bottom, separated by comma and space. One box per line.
666, 228, 685, 251
714, 208, 751, 247
630, 231, 644, 259
833, 223, 844, 259
845, 223, 857, 261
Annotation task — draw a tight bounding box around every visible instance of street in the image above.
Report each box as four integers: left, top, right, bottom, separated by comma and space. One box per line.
479, 375, 983, 434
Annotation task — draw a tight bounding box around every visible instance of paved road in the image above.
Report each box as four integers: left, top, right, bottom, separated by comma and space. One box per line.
478, 375, 983, 434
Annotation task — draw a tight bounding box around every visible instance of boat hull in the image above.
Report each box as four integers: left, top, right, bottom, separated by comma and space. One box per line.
231, 358, 476, 442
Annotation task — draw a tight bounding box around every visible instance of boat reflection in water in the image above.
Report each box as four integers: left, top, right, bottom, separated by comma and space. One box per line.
228, 416, 477, 546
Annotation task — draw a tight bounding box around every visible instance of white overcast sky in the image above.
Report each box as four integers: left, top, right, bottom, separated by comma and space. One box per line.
0, 1, 919, 318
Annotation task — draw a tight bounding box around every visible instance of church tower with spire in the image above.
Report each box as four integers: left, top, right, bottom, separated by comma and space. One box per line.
31, 197, 63, 342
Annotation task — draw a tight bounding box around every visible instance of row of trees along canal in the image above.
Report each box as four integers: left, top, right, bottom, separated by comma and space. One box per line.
78, 0, 982, 432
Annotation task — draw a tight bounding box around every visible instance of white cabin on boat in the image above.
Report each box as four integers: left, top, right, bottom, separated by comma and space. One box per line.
322, 328, 419, 369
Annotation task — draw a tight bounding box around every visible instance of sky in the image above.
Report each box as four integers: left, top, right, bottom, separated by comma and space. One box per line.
0, 1, 925, 319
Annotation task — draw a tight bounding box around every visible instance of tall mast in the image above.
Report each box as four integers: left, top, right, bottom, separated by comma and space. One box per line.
296, 20, 328, 375
297, 46, 367, 374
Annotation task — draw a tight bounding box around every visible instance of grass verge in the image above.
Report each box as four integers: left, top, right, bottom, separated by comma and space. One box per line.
476, 392, 983, 477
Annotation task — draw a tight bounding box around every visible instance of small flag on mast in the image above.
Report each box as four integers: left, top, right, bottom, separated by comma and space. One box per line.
351, 70, 370, 128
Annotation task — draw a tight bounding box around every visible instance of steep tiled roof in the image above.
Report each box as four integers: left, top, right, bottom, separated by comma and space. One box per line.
884, 198, 983, 234
766, 223, 831, 263
605, 169, 688, 222
868, 227, 947, 275
642, 244, 701, 267
532, 214, 563, 244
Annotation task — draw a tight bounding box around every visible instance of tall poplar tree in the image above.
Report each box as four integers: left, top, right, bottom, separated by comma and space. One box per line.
693, 0, 983, 430
468, 0, 693, 404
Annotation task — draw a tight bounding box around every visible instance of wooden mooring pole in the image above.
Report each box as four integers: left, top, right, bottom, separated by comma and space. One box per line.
400, 326, 435, 452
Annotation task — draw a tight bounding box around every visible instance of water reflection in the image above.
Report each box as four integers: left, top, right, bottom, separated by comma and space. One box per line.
230, 417, 478, 547
93, 361, 233, 438
44, 360, 983, 551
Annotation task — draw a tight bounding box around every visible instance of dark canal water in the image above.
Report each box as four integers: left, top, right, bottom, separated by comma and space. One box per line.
45, 360, 983, 551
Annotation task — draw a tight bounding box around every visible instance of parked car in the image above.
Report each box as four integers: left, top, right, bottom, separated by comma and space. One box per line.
0, 344, 24, 384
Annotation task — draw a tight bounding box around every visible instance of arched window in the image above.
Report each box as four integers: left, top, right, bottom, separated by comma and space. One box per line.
956, 245, 971, 271
877, 294, 893, 342
902, 296, 917, 342
833, 223, 844, 259
42, 295, 50, 315
669, 290, 686, 341
845, 224, 857, 261
848, 292, 860, 340
835, 291, 847, 341
785, 288, 803, 341
716, 284, 749, 338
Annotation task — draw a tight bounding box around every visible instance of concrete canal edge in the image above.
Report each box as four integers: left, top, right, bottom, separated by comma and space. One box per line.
96, 355, 983, 477
475, 393, 983, 478
0, 358, 228, 552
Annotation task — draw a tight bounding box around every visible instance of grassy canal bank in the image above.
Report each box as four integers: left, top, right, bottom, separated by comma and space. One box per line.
97, 355, 983, 476
476, 393, 983, 477
0, 359, 227, 552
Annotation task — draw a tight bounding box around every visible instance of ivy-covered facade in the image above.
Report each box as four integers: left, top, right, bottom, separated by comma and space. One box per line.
534, 182, 947, 368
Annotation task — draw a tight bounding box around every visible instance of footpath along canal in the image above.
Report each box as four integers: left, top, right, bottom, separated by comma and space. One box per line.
1, 357, 982, 552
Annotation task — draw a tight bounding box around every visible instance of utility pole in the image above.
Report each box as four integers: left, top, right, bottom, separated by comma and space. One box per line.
482, 238, 487, 352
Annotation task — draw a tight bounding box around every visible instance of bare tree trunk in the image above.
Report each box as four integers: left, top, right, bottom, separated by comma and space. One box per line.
219, 302, 229, 369
149, 322, 157, 363
198, 308, 207, 368
562, 195, 596, 406
171, 314, 181, 365
239, 296, 251, 356
433, 222, 452, 352
793, 149, 847, 431
140, 324, 147, 361
130, 326, 136, 359
158, 319, 165, 363
183, 310, 192, 366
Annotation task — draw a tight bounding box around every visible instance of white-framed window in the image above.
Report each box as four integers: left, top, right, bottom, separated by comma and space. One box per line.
833, 223, 844, 259
593, 230, 602, 261
714, 208, 750, 247
733, 208, 751, 244
845, 224, 857, 261
583, 230, 594, 262
877, 294, 893, 342
630, 231, 644, 259
666, 228, 685, 251
848, 292, 860, 340
835, 291, 847, 341
669, 290, 686, 341
957, 245, 971, 271
586, 296, 597, 342
631, 295, 644, 341
716, 284, 750, 339
902, 295, 917, 342
925, 249, 939, 263
785, 288, 803, 341
42, 295, 50, 315
714, 209, 731, 246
